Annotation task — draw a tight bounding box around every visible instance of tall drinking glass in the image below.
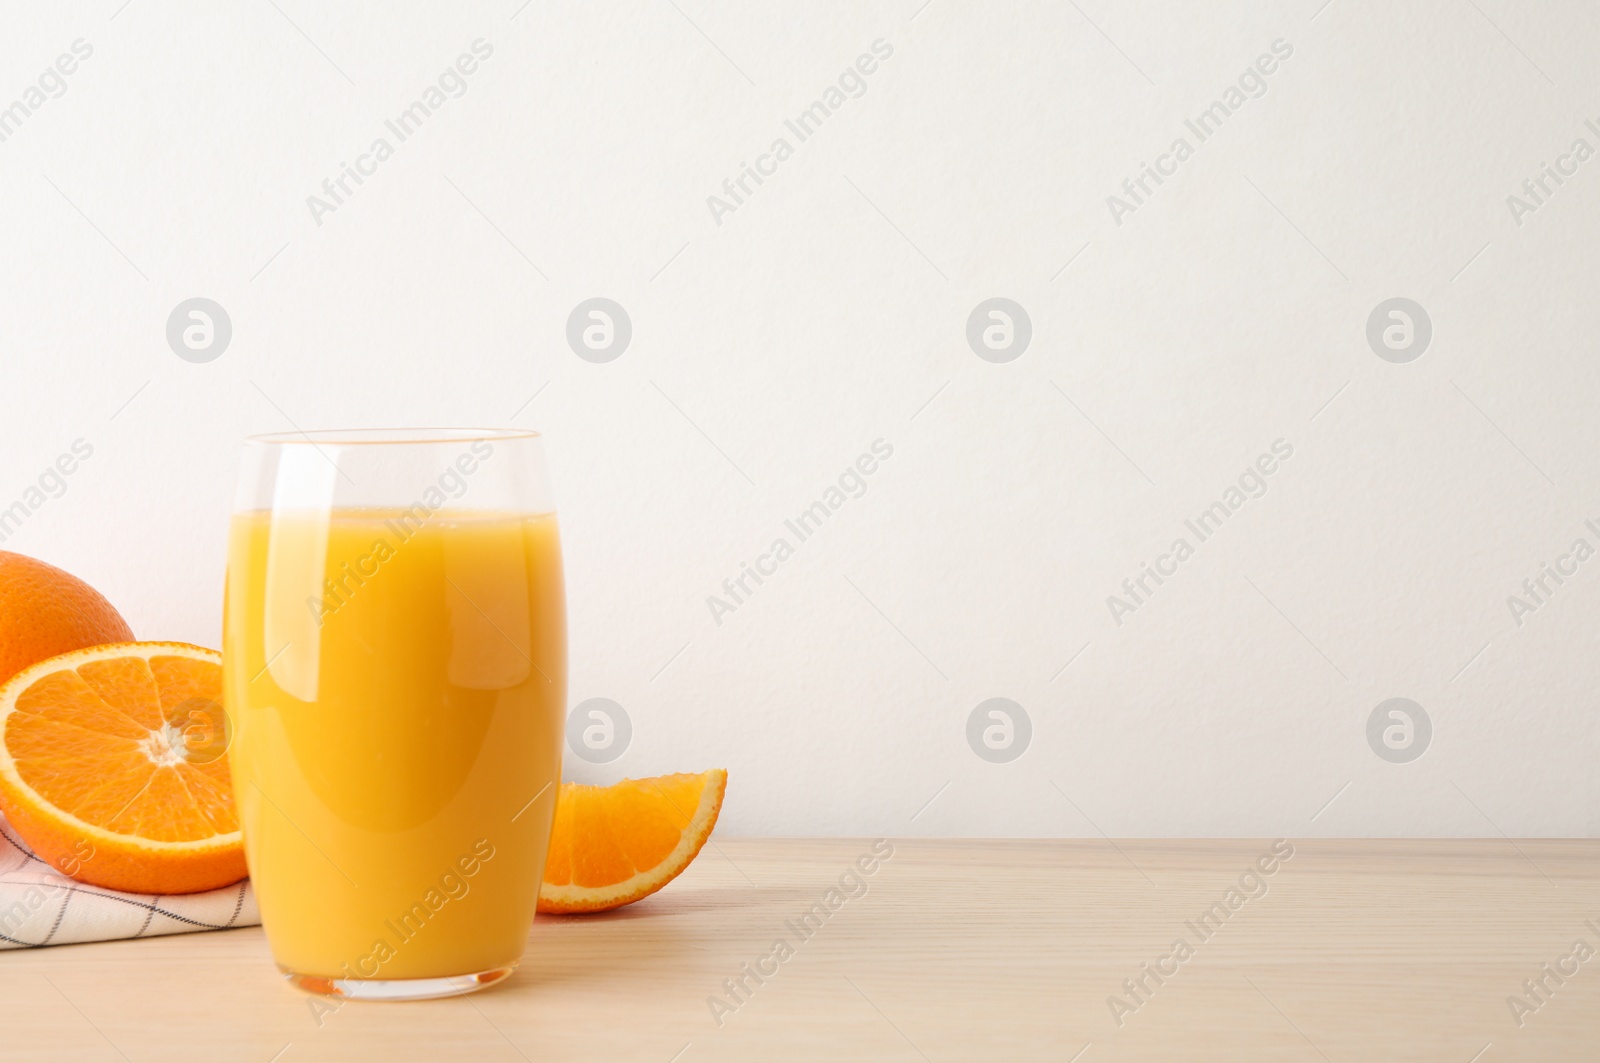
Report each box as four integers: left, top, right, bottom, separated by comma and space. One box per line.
223, 429, 566, 1000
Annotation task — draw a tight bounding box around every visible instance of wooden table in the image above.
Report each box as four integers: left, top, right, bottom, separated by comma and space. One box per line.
2, 839, 1595, 1061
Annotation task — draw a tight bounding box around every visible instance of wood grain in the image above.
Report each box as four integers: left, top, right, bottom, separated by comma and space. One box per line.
1, 838, 1596, 1061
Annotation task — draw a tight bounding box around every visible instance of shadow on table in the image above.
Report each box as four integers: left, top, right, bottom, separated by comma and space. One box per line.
498, 885, 809, 994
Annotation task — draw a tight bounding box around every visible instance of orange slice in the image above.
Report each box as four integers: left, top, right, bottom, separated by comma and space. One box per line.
539, 769, 727, 914
0, 642, 245, 894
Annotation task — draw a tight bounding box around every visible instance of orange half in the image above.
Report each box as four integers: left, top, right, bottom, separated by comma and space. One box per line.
0, 642, 245, 894
539, 769, 727, 914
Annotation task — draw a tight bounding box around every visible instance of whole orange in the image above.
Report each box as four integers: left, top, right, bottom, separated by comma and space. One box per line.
0, 550, 135, 687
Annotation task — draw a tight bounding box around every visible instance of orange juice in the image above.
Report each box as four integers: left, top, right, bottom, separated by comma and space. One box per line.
223, 508, 565, 982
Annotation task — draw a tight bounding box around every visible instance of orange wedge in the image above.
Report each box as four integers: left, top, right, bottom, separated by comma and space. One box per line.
538, 769, 727, 914
0, 642, 245, 894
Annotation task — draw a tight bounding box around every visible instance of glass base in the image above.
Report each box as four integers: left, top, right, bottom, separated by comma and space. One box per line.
281, 963, 516, 1001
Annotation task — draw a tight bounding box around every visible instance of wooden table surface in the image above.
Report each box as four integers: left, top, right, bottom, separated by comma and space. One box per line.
1, 838, 1595, 1061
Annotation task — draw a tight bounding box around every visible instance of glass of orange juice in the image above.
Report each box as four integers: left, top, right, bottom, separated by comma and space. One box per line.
223, 428, 565, 1000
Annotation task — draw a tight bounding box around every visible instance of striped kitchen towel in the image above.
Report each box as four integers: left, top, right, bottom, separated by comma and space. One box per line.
0, 817, 259, 949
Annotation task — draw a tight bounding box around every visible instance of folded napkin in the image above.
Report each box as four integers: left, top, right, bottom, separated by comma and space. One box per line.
0, 817, 259, 950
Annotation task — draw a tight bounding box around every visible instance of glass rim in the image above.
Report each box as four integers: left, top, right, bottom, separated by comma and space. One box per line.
243, 427, 541, 447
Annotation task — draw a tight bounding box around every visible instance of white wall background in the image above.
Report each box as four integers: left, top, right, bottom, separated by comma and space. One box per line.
1, 0, 1596, 837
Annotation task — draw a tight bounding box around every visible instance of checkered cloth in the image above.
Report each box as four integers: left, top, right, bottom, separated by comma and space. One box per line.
0, 817, 258, 949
